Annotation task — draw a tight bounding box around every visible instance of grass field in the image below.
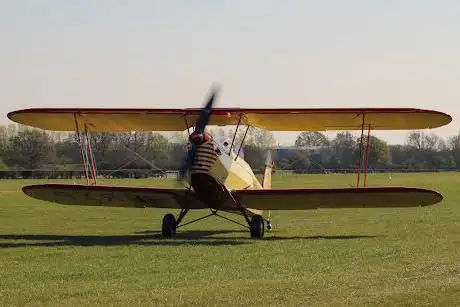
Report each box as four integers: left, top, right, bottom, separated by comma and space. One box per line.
1, 173, 459, 306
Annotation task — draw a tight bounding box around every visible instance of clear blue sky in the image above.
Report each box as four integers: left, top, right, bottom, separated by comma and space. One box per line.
1, 0, 459, 144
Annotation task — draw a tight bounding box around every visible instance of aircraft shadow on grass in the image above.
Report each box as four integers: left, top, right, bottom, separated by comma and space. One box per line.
0, 231, 379, 248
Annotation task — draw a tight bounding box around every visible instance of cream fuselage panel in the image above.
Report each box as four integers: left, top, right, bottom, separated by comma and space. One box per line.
212, 148, 262, 191
189, 141, 262, 191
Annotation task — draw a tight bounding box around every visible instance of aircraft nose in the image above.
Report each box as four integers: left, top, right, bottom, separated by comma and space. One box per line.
189, 131, 211, 145
189, 132, 204, 145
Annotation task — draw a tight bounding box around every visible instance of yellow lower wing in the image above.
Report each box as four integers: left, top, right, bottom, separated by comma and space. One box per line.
23, 184, 443, 211
232, 187, 443, 210
23, 184, 207, 209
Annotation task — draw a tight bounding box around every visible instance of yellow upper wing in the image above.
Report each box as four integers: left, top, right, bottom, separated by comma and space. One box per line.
8, 108, 451, 132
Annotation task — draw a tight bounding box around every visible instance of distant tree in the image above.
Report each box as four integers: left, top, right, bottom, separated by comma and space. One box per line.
209, 127, 227, 144
295, 132, 329, 147
429, 150, 455, 169
169, 132, 188, 144
90, 132, 117, 169
424, 133, 446, 151
55, 136, 80, 165
145, 133, 171, 169
245, 128, 276, 148
331, 132, 357, 168
389, 145, 409, 167
1, 121, 458, 173
364, 136, 391, 168
0, 125, 8, 157
275, 157, 291, 170
405, 131, 449, 169
0, 158, 8, 171
239, 128, 276, 168
5, 129, 56, 169
225, 127, 247, 153
288, 151, 311, 172
242, 145, 267, 170
7, 124, 17, 137
407, 131, 425, 151
168, 143, 187, 170
327, 155, 340, 169
449, 132, 460, 167
407, 131, 446, 152
273, 149, 311, 171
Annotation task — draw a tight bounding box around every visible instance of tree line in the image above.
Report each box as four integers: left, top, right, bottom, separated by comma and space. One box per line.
0, 124, 459, 178
290, 131, 458, 172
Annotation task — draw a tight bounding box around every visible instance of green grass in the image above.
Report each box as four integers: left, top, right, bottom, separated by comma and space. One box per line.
1, 173, 460, 306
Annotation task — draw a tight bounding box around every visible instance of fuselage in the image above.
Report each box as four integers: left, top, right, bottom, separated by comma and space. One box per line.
188, 139, 262, 191
186, 139, 263, 214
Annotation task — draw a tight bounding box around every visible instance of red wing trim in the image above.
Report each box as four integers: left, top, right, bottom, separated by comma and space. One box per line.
8, 107, 452, 119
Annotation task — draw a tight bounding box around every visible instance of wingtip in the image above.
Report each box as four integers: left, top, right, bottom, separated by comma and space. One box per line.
6, 110, 18, 122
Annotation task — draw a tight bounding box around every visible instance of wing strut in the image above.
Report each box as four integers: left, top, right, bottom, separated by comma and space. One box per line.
356, 114, 365, 187
356, 114, 372, 188
183, 114, 191, 137
74, 114, 89, 184
236, 125, 251, 160
363, 124, 372, 187
229, 114, 242, 154
74, 114, 97, 185
176, 209, 250, 230
84, 124, 98, 184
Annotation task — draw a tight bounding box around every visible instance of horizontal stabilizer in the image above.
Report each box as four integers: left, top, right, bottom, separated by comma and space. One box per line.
232, 187, 443, 210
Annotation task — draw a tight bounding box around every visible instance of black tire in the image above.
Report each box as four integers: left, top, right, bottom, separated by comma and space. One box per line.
250, 215, 265, 239
162, 213, 176, 238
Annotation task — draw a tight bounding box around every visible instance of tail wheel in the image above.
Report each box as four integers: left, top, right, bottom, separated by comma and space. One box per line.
250, 215, 265, 239
162, 213, 176, 238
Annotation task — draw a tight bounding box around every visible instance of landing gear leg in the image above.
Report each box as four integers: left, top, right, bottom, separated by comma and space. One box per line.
162, 213, 176, 238
250, 215, 265, 239
266, 219, 273, 231
161, 209, 189, 238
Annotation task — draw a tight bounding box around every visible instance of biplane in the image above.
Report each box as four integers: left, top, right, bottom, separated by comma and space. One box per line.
7, 87, 452, 238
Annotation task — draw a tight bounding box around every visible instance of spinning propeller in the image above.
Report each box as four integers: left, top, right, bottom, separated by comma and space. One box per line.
178, 86, 220, 182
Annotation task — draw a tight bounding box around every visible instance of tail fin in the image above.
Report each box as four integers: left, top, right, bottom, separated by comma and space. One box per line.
262, 150, 274, 227
262, 150, 274, 189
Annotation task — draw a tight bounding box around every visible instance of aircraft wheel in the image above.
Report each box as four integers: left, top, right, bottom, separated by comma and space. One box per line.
162, 213, 176, 238
250, 215, 265, 239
